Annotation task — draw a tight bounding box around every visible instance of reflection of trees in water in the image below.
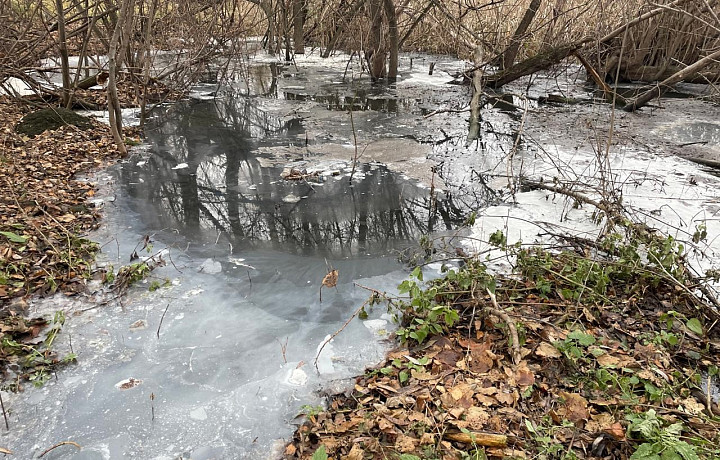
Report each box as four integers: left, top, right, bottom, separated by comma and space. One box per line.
125, 97, 477, 256
283, 89, 419, 114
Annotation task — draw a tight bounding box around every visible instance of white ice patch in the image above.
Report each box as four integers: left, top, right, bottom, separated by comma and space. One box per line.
363, 319, 388, 336
190, 407, 208, 421
287, 367, 308, 386
199, 259, 222, 274
315, 335, 336, 375
282, 193, 301, 203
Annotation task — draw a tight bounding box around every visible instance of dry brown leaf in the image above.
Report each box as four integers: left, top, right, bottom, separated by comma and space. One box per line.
466, 406, 490, 430
322, 269, 339, 288
395, 434, 419, 453
378, 417, 395, 432
558, 392, 590, 423
681, 396, 706, 415
535, 342, 562, 358
603, 422, 626, 440
343, 443, 364, 460
586, 412, 616, 433
495, 391, 516, 405
515, 361, 535, 387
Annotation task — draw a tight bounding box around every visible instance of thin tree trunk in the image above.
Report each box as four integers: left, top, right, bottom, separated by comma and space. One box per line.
140, 0, 158, 127
467, 46, 483, 142
107, 0, 131, 157
71, 1, 100, 88
498, 0, 542, 70
383, 0, 398, 82
293, 0, 305, 54
367, 0, 385, 81
398, 0, 433, 50
321, 0, 365, 58
54, 0, 72, 108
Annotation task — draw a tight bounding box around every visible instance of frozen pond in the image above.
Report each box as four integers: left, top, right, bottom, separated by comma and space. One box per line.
4, 50, 720, 459
0, 54, 487, 459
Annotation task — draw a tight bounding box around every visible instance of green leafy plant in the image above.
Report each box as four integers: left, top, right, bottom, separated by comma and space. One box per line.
311, 445, 328, 460
626, 409, 700, 460
396, 267, 460, 344
488, 229, 507, 249
554, 330, 596, 363
380, 355, 431, 385
148, 279, 170, 292
299, 404, 324, 417
525, 417, 578, 459
2, 311, 76, 387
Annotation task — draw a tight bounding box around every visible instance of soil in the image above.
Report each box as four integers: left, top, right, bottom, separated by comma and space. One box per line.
14, 107, 94, 137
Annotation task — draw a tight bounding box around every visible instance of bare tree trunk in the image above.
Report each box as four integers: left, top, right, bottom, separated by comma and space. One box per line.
383, 0, 398, 82
498, 0, 542, 70
54, 0, 72, 108
249, 0, 276, 53
293, 0, 305, 54
367, 0, 385, 81
107, 0, 131, 157
467, 46, 483, 142
140, 0, 158, 127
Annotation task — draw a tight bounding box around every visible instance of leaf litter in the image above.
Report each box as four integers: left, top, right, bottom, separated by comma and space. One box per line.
285, 226, 720, 459
0, 96, 130, 389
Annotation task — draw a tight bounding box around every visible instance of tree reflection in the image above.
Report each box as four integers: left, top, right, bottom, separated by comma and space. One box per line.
123, 95, 486, 257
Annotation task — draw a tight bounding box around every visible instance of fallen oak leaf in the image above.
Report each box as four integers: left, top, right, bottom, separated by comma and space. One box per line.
319, 267, 338, 302
322, 269, 338, 288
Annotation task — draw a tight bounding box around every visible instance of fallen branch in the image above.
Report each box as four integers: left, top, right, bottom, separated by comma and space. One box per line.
157, 303, 171, 339
485, 288, 521, 365
573, 51, 628, 105
314, 296, 370, 373
39, 441, 81, 457
484, 43, 580, 89
444, 430, 508, 447
623, 48, 720, 111
481, 0, 695, 89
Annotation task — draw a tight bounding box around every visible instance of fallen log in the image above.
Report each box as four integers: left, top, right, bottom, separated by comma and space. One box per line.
622, 65, 720, 84
484, 43, 580, 89
623, 48, 720, 112
482, 0, 696, 89
75, 71, 109, 90
685, 157, 720, 169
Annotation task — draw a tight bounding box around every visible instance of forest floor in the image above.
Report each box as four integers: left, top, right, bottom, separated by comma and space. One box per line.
283, 225, 720, 459
0, 97, 135, 389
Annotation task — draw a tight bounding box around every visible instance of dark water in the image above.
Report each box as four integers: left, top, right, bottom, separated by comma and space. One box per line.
124, 97, 474, 258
